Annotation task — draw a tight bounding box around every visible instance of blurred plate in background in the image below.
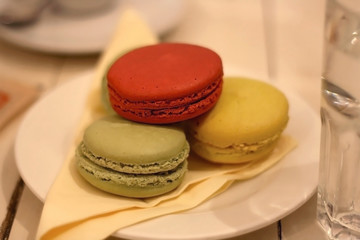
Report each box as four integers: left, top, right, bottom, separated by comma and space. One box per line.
0, 0, 184, 54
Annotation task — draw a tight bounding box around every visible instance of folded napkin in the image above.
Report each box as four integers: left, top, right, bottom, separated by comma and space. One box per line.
36, 7, 297, 240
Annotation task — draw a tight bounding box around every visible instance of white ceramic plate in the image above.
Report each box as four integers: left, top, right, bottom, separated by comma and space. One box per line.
15, 72, 320, 240
0, 0, 184, 54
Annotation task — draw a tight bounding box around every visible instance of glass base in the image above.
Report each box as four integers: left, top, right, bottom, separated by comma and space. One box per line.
317, 194, 360, 240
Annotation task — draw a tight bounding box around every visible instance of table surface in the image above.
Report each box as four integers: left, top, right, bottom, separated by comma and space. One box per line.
0, 0, 329, 239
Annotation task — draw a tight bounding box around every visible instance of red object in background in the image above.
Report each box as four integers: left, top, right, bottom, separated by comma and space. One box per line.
0, 90, 10, 110
0, 80, 38, 129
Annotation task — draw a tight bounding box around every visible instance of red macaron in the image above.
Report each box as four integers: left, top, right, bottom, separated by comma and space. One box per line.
107, 43, 223, 124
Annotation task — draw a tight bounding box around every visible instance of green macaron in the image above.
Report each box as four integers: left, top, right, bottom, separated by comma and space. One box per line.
76, 115, 189, 198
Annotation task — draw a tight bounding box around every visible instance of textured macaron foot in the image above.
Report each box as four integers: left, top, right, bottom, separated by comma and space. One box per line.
77, 149, 188, 198
189, 135, 279, 164
75, 115, 190, 198
188, 77, 289, 164
107, 43, 224, 124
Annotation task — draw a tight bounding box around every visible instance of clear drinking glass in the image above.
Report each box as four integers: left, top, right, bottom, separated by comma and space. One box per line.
317, 0, 360, 239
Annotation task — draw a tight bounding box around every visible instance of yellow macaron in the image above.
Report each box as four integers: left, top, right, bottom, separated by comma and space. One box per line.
187, 77, 289, 164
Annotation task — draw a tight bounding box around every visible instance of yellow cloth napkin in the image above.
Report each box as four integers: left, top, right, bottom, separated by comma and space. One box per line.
36, 8, 297, 240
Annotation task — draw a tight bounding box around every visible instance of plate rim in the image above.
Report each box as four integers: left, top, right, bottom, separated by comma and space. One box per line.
14, 71, 320, 239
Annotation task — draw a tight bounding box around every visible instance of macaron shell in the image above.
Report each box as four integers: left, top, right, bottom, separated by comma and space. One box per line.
109, 76, 222, 110
101, 49, 135, 114
111, 79, 222, 124
83, 115, 187, 165
80, 141, 190, 174
107, 43, 223, 101
101, 76, 116, 114
189, 77, 289, 147
76, 150, 188, 198
190, 135, 279, 164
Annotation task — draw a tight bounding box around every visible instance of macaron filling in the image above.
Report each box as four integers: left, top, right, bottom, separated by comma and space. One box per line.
108, 76, 222, 109
77, 147, 188, 188
189, 134, 281, 164
109, 77, 223, 120
191, 130, 281, 155
80, 141, 190, 174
